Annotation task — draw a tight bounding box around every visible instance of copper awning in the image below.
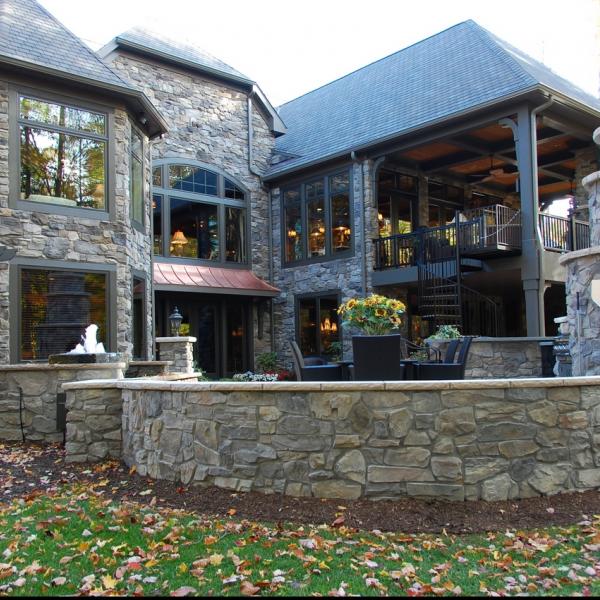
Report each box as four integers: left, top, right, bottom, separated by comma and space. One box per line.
153, 262, 279, 297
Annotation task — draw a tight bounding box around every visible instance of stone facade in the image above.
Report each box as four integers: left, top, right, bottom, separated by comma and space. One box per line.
428, 337, 551, 379
104, 51, 276, 363
0, 363, 124, 443
64, 378, 600, 502
563, 167, 600, 376
0, 77, 153, 362
156, 337, 196, 374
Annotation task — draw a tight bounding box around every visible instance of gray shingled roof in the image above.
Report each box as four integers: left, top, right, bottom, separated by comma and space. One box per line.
0, 0, 129, 88
111, 27, 254, 86
267, 20, 600, 179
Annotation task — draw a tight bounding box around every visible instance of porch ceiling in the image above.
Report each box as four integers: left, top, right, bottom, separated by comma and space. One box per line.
390, 114, 592, 204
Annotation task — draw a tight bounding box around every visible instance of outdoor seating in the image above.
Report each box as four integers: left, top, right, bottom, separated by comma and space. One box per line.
289, 341, 343, 381
416, 336, 472, 380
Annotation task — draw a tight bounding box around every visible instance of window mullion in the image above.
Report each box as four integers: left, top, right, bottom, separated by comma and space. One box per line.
164, 196, 171, 257
324, 176, 332, 258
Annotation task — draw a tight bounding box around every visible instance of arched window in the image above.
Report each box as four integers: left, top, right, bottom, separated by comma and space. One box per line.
151, 161, 248, 265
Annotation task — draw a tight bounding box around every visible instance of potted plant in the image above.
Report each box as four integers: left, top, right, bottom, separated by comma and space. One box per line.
337, 294, 406, 379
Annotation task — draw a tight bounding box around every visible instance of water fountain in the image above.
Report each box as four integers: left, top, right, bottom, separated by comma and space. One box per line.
48, 323, 121, 364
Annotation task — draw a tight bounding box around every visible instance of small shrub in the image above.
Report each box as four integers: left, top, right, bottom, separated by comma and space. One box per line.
428, 324, 461, 340
232, 371, 279, 382
256, 351, 278, 373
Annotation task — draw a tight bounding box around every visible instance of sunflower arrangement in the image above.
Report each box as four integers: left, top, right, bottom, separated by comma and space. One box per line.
337, 294, 406, 335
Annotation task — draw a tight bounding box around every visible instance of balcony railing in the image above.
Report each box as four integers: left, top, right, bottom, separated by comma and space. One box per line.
373, 205, 590, 270
539, 213, 590, 252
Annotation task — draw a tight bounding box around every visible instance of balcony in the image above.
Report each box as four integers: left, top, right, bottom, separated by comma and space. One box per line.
373, 205, 590, 270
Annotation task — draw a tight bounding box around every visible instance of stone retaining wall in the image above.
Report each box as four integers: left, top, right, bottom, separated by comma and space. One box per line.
0, 363, 125, 442
63, 378, 600, 501
427, 337, 552, 379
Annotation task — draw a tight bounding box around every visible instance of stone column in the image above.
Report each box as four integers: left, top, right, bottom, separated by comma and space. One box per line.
561, 128, 600, 375
156, 337, 196, 374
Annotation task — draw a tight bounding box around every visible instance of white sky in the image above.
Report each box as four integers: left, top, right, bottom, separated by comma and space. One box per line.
39, 0, 600, 108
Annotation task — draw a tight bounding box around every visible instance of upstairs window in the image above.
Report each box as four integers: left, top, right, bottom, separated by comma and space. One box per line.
282, 170, 352, 265
18, 95, 107, 210
152, 161, 248, 265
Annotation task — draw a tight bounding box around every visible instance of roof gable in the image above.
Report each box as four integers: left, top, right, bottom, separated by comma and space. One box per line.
102, 27, 254, 87
268, 20, 600, 179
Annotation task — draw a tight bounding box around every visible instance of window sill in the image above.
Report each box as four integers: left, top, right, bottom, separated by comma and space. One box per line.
14, 199, 110, 221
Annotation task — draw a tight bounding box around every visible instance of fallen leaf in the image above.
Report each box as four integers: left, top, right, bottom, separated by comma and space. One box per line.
240, 580, 261, 596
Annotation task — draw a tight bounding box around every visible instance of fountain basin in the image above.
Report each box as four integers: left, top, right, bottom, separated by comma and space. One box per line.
48, 352, 124, 365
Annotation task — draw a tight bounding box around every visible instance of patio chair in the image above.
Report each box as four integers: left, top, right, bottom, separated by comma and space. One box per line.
351, 334, 405, 381
416, 337, 472, 380
289, 341, 342, 381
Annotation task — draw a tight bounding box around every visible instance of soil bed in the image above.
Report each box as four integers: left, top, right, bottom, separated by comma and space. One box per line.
2, 442, 598, 534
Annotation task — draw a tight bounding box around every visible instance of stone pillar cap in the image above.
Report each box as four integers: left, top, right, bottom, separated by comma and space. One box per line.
155, 336, 197, 343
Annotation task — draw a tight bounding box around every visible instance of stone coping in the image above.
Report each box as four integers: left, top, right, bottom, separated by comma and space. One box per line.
129, 360, 172, 366
559, 246, 600, 265
0, 362, 127, 372
582, 170, 600, 190
62, 375, 600, 392
155, 337, 197, 343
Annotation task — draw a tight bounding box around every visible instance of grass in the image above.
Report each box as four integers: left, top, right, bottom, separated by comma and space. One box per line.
0, 485, 598, 596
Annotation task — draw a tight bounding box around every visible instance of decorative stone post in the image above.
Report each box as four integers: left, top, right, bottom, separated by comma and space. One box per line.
156, 337, 196, 374
561, 127, 600, 375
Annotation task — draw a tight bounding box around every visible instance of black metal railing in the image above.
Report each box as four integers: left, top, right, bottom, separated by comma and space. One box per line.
462, 205, 522, 250
538, 213, 590, 252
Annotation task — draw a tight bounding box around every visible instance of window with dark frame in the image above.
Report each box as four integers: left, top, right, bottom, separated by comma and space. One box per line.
18, 95, 107, 210
283, 170, 352, 265
152, 162, 248, 265
130, 127, 144, 225
297, 293, 340, 358
132, 276, 146, 359
19, 267, 108, 361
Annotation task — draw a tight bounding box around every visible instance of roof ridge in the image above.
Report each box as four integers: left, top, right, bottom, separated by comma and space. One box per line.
28, 0, 130, 89
278, 20, 476, 109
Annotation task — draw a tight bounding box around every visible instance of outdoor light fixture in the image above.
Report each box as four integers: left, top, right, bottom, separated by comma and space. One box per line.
169, 307, 183, 336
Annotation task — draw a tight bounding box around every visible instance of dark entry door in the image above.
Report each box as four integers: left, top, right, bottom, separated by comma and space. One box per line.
156, 292, 251, 378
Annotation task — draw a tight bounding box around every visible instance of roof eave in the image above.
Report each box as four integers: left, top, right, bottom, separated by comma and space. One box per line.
251, 85, 287, 136
264, 86, 553, 182
112, 37, 255, 89
536, 84, 600, 119
0, 53, 168, 138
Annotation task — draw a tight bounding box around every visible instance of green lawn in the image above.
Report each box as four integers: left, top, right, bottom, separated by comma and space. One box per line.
0, 485, 598, 596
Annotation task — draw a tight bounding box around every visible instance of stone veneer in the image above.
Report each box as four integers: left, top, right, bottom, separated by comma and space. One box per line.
428, 337, 552, 379
104, 50, 276, 363
63, 378, 600, 502
0, 78, 154, 362
0, 362, 125, 443
562, 168, 600, 376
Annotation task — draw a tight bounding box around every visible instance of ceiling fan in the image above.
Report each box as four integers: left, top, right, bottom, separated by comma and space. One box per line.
467, 155, 516, 184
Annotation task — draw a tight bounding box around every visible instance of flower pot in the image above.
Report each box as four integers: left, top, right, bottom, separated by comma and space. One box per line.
351, 334, 404, 380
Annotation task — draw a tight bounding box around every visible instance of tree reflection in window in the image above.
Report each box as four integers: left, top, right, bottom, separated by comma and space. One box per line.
19, 96, 106, 209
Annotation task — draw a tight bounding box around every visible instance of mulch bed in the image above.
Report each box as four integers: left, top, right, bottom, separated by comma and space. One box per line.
1, 441, 599, 535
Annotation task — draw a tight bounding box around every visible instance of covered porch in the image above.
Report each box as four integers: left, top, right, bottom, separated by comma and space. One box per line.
368, 99, 598, 337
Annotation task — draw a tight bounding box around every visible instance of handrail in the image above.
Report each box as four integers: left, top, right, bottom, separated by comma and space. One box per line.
538, 213, 590, 252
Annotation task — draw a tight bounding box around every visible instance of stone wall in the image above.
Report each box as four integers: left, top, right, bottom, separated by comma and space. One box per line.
0, 78, 154, 362
63, 377, 600, 502
105, 51, 276, 363
427, 337, 552, 379
0, 363, 125, 443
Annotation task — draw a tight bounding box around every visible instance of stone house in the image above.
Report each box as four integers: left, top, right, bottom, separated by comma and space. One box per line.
2, 0, 600, 375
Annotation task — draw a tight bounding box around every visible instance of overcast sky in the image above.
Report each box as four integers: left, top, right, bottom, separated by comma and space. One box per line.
39, 0, 599, 107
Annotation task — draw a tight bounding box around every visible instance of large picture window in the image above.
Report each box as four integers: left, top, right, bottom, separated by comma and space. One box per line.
152, 162, 248, 265
296, 293, 340, 358
19, 267, 108, 360
18, 95, 107, 210
282, 170, 352, 265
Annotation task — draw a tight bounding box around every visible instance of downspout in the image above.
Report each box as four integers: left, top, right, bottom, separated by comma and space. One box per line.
351, 151, 368, 297
248, 93, 275, 352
